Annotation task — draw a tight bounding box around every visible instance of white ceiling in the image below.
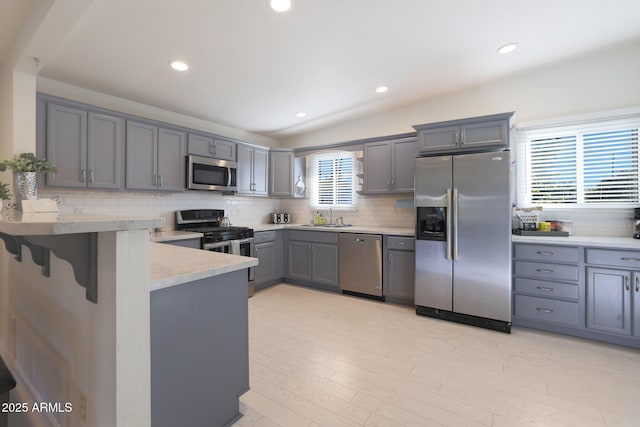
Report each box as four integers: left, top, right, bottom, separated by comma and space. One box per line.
6, 0, 640, 139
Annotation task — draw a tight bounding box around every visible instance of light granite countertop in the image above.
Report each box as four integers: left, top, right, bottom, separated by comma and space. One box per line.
250, 223, 414, 236
149, 229, 203, 242
149, 242, 258, 292
0, 212, 165, 236
511, 234, 640, 250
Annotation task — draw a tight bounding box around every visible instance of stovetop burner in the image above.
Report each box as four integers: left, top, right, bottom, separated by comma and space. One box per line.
175, 209, 254, 243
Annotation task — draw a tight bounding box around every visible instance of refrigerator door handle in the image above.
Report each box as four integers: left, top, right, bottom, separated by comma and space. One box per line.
446, 188, 453, 261
453, 187, 459, 260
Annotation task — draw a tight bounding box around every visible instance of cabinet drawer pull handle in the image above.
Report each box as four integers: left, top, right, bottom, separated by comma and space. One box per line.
80, 169, 86, 183
536, 251, 554, 256
536, 307, 554, 313
396, 241, 406, 246
536, 286, 555, 292
536, 269, 554, 274
636, 276, 639, 292
620, 257, 640, 262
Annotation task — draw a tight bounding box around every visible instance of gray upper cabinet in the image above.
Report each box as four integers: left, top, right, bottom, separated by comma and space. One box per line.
237, 145, 268, 196
187, 133, 236, 161
414, 112, 513, 155
363, 137, 417, 194
269, 150, 295, 196
126, 120, 185, 191
46, 103, 124, 189
157, 128, 187, 191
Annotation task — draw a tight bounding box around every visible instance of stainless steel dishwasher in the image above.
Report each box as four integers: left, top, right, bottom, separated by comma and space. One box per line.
339, 233, 383, 299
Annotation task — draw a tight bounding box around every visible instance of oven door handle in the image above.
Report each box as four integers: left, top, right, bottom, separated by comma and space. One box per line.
202, 241, 232, 250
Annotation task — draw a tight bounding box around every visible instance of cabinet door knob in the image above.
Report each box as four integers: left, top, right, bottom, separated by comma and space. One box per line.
159, 175, 163, 187
88, 169, 94, 184
80, 169, 86, 183
625, 276, 630, 291
636, 276, 639, 292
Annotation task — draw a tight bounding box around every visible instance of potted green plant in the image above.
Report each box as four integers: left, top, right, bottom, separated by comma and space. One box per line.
0, 153, 56, 210
0, 182, 11, 212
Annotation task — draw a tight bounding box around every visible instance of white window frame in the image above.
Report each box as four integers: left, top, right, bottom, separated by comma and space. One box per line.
309, 151, 358, 210
515, 111, 640, 209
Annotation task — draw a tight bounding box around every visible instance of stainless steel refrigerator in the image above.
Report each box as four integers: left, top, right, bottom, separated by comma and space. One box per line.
414, 151, 512, 332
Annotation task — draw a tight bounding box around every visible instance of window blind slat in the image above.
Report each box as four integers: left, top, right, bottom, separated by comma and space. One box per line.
519, 115, 640, 206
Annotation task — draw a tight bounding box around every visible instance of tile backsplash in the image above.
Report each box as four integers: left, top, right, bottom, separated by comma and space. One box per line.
536, 208, 635, 237
37, 189, 415, 230
36, 189, 635, 236
280, 195, 415, 229
38, 189, 280, 229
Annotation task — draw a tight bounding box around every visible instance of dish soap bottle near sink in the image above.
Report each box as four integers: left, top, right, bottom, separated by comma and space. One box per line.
314, 211, 325, 225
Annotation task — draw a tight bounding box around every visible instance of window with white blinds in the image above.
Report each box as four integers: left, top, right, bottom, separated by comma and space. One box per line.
309, 151, 357, 209
517, 116, 640, 206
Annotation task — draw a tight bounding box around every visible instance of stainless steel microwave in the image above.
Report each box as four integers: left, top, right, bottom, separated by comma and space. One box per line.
187, 155, 237, 191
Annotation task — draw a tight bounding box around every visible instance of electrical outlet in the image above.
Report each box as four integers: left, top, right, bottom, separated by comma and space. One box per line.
6, 201, 16, 209
80, 394, 87, 422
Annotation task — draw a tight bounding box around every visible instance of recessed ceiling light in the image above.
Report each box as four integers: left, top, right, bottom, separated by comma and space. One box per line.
170, 60, 189, 71
375, 86, 389, 94
295, 112, 307, 118
497, 43, 519, 55
270, 0, 292, 12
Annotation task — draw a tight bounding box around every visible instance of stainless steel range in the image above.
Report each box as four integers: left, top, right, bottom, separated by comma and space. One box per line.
176, 209, 255, 295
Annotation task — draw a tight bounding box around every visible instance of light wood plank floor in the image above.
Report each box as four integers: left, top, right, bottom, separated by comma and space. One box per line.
233, 284, 640, 427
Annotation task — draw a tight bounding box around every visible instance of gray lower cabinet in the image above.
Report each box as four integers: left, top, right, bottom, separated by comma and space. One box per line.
513, 242, 640, 348
237, 145, 268, 195
413, 112, 513, 155
586, 267, 633, 335
286, 230, 339, 289
383, 236, 415, 304
45, 103, 124, 189
584, 247, 640, 338
512, 243, 581, 328
253, 230, 283, 288
269, 150, 295, 196
187, 132, 236, 161
363, 137, 417, 194
150, 269, 248, 427
126, 121, 186, 191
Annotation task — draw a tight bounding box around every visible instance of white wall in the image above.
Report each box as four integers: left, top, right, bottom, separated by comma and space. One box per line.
282, 38, 640, 148
281, 38, 640, 236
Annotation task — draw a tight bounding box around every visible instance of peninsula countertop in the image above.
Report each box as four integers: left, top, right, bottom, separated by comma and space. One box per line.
0, 211, 165, 235
149, 242, 258, 292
